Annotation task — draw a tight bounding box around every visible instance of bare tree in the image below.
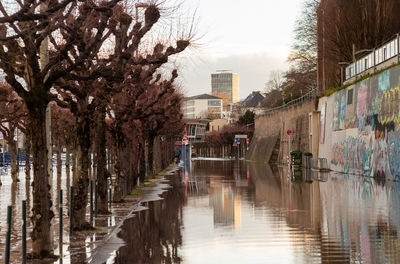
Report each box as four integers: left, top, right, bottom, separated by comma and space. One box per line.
0, 0, 123, 257
264, 70, 285, 93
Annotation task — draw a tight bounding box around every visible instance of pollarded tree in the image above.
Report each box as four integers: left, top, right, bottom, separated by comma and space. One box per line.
0, 0, 125, 257
141, 84, 184, 176
0, 83, 27, 182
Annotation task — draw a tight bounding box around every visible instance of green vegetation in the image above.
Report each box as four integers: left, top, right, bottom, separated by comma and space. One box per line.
130, 188, 143, 197
144, 182, 155, 187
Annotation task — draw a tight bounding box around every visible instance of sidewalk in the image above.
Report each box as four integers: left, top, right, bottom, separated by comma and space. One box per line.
0, 165, 177, 264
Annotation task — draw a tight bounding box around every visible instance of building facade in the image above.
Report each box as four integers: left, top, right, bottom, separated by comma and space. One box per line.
183, 94, 223, 119
211, 71, 239, 110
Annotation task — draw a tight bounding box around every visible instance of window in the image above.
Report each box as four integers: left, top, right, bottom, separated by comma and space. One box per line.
347, 89, 353, 105
208, 100, 221, 107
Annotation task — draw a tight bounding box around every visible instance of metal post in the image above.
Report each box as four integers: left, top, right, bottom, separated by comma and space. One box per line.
397, 33, 400, 63
22, 201, 26, 264
59, 189, 63, 257
69, 186, 74, 235
109, 187, 112, 208
340, 66, 343, 86
5, 205, 12, 264
373, 48, 376, 72
94, 180, 98, 217
90, 180, 93, 223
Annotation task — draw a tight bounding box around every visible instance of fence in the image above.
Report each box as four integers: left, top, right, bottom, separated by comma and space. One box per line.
345, 34, 400, 80
259, 88, 318, 116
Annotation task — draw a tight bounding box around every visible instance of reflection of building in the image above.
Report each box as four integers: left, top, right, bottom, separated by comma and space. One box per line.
211, 184, 235, 226
211, 71, 239, 110
209, 182, 242, 228
183, 94, 223, 119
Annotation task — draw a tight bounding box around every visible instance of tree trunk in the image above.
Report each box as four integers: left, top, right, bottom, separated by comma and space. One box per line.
95, 106, 108, 213
139, 142, 146, 183
29, 105, 53, 257
9, 138, 19, 182
113, 147, 122, 202
147, 134, 156, 178
65, 144, 70, 170
24, 135, 31, 180
72, 148, 76, 182
72, 115, 91, 230
56, 139, 62, 183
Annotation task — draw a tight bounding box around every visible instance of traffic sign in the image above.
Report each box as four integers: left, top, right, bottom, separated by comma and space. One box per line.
287, 129, 293, 136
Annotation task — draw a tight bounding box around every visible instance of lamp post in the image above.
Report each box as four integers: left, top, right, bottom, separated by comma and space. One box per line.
352, 45, 374, 79
338, 62, 350, 86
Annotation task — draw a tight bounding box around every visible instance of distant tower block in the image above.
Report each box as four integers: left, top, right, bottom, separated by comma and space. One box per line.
211, 70, 239, 110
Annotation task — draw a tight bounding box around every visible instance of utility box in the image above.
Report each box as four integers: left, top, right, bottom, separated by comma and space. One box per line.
290, 150, 302, 166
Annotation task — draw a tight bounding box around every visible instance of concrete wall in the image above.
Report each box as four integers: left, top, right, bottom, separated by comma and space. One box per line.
318, 64, 400, 181
248, 100, 316, 163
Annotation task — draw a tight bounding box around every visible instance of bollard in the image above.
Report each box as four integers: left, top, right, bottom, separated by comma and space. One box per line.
59, 189, 63, 257
69, 186, 74, 235
22, 201, 26, 264
109, 187, 112, 208
5, 205, 12, 264
94, 180, 98, 217
90, 180, 93, 223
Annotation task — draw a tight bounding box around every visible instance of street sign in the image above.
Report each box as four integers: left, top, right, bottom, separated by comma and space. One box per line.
287, 129, 293, 136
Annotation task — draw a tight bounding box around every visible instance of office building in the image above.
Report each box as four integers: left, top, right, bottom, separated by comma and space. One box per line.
211, 70, 239, 110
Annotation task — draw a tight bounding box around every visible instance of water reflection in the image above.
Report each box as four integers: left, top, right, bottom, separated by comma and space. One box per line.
114, 176, 185, 264
116, 160, 400, 264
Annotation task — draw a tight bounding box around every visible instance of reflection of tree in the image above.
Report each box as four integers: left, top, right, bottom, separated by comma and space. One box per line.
115, 178, 185, 264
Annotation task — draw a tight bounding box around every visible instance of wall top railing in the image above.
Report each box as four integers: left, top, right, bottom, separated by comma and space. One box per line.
258, 88, 318, 116
345, 34, 400, 81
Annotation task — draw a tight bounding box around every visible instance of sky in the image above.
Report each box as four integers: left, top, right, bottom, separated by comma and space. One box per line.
175, 0, 304, 100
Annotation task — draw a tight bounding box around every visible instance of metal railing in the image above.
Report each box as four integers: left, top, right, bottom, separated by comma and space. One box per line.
345, 34, 400, 80
259, 88, 318, 116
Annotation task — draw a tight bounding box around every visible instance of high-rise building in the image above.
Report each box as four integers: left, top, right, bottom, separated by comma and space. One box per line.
211, 70, 239, 110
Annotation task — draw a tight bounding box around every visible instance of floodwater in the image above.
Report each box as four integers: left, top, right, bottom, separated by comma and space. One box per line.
0, 161, 122, 264
115, 160, 400, 264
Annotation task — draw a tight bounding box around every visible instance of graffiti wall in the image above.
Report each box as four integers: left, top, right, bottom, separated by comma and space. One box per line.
319, 65, 400, 181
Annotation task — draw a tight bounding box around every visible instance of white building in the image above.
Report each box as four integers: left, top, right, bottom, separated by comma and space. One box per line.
183, 94, 223, 119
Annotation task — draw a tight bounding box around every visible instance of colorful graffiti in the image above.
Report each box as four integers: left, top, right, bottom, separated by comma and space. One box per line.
340, 95, 346, 130
388, 132, 400, 180
331, 137, 373, 175
320, 103, 326, 144
357, 83, 368, 131
329, 66, 400, 180
378, 86, 400, 125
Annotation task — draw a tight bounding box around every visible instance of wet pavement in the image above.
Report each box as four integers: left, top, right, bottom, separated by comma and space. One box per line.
2, 160, 400, 263
113, 160, 400, 264
0, 164, 143, 264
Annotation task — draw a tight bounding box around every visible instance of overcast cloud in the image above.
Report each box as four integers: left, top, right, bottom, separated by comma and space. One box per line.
175, 0, 303, 100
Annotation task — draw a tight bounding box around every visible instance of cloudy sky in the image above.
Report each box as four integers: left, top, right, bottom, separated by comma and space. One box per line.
175, 0, 304, 100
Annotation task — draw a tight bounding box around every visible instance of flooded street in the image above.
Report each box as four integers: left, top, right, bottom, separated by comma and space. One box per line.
115, 160, 400, 264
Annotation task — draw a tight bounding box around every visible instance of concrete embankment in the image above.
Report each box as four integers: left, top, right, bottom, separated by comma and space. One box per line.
247, 99, 318, 164
318, 64, 400, 181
